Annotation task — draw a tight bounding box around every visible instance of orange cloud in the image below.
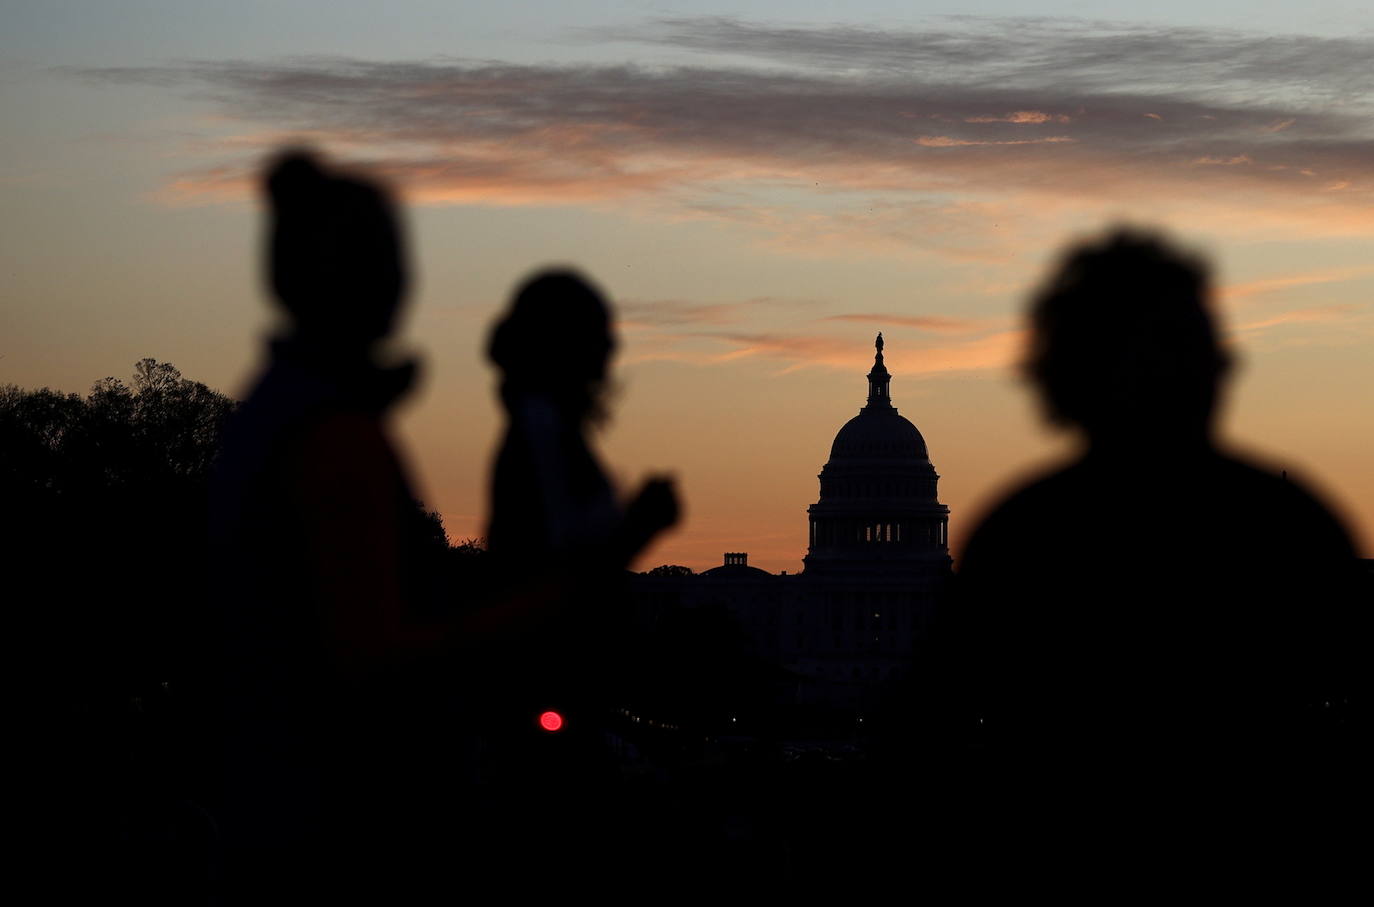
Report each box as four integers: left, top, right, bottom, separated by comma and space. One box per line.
618, 296, 813, 329
964, 111, 1071, 124
1221, 266, 1374, 303
915, 135, 1074, 147
824, 313, 1009, 335
76, 23, 1374, 255
154, 167, 254, 206
1233, 305, 1363, 334
652, 328, 1026, 376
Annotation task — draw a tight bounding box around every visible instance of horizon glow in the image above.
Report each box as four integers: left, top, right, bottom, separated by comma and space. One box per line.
3, 6, 1372, 570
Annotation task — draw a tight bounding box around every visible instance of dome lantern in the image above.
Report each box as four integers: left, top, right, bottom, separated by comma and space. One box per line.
867, 332, 892, 408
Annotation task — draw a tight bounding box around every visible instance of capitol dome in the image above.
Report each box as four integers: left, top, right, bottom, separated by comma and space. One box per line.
803, 334, 950, 575
829, 409, 929, 462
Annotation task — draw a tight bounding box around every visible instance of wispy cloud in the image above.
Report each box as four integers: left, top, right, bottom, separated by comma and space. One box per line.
965, 111, 1072, 124
590, 17, 1374, 105
680, 329, 1025, 375
68, 16, 1374, 254
1234, 305, 1360, 333
1221, 266, 1374, 302
1194, 154, 1252, 165
619, 300, 744, 329
618, 296, 814, 329
914, 135, 1073, 147
624, 323, 1023, 377
824, 313, 1008, 335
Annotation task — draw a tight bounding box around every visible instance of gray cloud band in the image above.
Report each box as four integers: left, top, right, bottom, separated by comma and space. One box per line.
69, 16, 1373, 248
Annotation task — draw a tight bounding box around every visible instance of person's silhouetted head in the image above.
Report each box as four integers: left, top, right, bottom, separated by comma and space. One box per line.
265, 149, 407, 349
488, 269, 615, 424
1026, 228, 1230, 449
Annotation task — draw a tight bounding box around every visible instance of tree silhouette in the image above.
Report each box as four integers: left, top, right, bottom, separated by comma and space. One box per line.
4, 359, 236, 690
5, 358, 520, 898
2, 358, 236, 502
645, 564, 695, 577
4, 360, 243, 898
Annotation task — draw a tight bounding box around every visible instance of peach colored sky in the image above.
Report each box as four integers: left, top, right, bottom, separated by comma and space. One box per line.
4, 11, 1372, 570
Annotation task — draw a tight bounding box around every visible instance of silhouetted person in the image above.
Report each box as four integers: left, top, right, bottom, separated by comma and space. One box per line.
949, 230, 1365, 889
481, 269, 679, 882
209, 151, 448, 903
487, 271, 678, 567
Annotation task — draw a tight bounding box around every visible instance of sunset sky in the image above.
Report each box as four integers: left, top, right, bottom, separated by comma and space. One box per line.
4, 2, 1372, 571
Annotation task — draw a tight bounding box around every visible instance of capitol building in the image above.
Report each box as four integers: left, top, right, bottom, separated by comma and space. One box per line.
633, 335, 952, 712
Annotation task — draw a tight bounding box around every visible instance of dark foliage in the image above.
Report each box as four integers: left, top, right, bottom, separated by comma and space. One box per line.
644, 563, 695, 577
3, 359, 237, 684
4, 360, 235, 705
5, 359, 478, 897
2, 359, 234, 494
4, 360, 238, 896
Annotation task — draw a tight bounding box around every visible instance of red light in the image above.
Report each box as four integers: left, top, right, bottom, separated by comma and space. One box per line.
539, 710, 564, 732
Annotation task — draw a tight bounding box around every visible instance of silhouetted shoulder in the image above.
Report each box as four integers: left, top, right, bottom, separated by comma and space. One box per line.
956, 447, 1363, 740
965, 450, 1355, 567
1214, 453, 1357, 550
957, 462, 1080, 571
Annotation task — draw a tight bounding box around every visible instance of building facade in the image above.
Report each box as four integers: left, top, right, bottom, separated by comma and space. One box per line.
632, 335, 952, 714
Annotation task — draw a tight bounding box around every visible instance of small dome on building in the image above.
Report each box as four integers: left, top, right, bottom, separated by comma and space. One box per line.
702, 551, 773, 579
